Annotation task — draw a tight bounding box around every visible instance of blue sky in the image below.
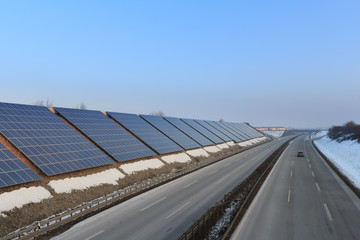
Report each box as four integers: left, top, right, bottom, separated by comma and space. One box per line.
1, 1, 359, 129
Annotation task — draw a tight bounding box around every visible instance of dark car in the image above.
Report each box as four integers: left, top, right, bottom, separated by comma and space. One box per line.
297, 152, 304, 157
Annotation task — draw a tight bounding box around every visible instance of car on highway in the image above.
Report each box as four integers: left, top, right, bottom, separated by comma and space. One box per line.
297, 152, 304, 157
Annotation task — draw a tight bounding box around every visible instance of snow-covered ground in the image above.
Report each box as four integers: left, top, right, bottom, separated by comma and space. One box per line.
315, 136, 360, 188
161, 153, 192, 163
216, 143, 229, 149
48, 169, 125, 194
226, 141, 235, 146
186, 148, 210, 158
311, 130, 328, 139
0, 187, 52, 216
204, 146, 221, 153
263, 130, 284, 138
120, 158, 164, 174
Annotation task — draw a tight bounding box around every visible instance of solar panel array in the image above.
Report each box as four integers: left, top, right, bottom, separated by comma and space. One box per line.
205, 120, 243, 142
194, 119, 232, 142
54, 107, 155, 162
164, 117, 214, 146
0, 102, 114, 176
0, 101, 264, 188
181, 118, 223, 144
107, 112, 183, 155
140, 115, 201, 150
0, 142, 40, 187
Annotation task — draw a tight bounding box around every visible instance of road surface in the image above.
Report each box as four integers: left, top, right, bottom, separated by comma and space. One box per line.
231, 135, 360, 240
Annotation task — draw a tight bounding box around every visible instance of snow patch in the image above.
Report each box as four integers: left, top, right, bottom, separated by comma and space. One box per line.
263, 130, 284, 138
238, 140, 253, 147
204, 146, 221, 153
311, 130, 328, 139
315, 136, 360, 188
0, 187, 52, 215
120, 158, 164, 174
216, 143, 229, 149
186, 148, 210, 158
161, 153, 192, 163
226, 141, 235, 146
48, 169, 125, 194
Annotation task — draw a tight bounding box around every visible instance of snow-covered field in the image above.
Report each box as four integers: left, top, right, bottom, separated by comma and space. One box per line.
263, 130, 284, 138
0, 187, 52, 216
120, 158, 164, 174
315, 136, 360, 188
311, 130, 328, 139
49, 169, 125, 194
161, 153, 192, 163
186, 148, 210, 158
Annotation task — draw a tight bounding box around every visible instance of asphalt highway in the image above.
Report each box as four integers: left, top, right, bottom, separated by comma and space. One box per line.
52, 137, 292, 240
231, 135, 360, 240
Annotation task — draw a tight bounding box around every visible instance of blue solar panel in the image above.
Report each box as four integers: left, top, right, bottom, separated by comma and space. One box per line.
140, 115, 200, 150
0, 102, 114, 176
221, 122, 249, 140
164, 117, 213, 147
194, 120, 232, 142
54, 107, 156, 162
229, 122, 256, 139
107, 112, 183, 155
238, 123, 263, 138
205, 120, 243, 142
226, 122, 253, 139
0, 142, 40, 188
180, 118, 223, 144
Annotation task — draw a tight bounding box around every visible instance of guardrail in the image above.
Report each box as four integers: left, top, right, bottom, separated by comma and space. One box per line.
178, 140, 291, 240
3, 141, 268, 240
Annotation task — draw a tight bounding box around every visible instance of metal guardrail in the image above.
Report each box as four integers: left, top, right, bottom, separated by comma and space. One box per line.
2, 142, 267, 240
178, 140, 291, 240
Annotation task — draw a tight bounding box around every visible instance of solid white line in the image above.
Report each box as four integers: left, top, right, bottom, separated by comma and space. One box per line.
165, 202, 190, 219
316, 183, 321, 192
216, 176, 228, 184
290, 171, 293, 177
140, 197, 167, 211
288, 190, 291, 203
323, 203, 333, 221
312, 171, 315, 177
85, 230, 105, 240
183, 180, 198, 189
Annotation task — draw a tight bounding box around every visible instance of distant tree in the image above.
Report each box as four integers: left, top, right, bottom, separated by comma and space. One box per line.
328, 121, 360, 143
150, 111, 165, 117
35, 97, 53, 108
74, 103, 87, 110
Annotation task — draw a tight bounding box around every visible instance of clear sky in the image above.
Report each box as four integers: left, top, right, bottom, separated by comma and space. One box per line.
1, 1, 359, 129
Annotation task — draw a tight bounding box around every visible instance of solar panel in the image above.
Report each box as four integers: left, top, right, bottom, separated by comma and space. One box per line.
0, 142, 40, 188
226, 122, 253, 139
107, 112, 183, 155
0, 102, 114, 176
54, 107, 156, 162
164, 117, 213, 146
180, 118, 223, 144
194, 120, 232, 142
140, 115, 201, 150
230, 122, 257, 139
221, 122, 249, 140
206, 120, 244, 142
239, 123, 263, 137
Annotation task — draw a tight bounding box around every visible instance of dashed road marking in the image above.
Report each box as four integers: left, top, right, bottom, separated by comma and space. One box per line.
309, 164, 312, 168
184, 180, 198, 189
85, 230, 105, 240
165, 202, 190, 219
323, 203, 333, 221
312, 171, 315, 177
141, 197, 167, 211
316, 183, 321, 192
288, 190, 291, 203
216, 176, 227, 184
290, 171, 292, 177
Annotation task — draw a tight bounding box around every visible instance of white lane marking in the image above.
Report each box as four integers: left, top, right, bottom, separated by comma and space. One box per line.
288, 190, 291, 203
140, 197, 167, 211
165, 202, 190, 219
290, 171, 293, 177
216, 176, 228, 184
323, 203, 333, 221
207, 169, 218, 176
307, 159, 309, 162
85, 230, 105, 240
183, 180, 198, 189
312, 171, 315, 177
309, 164, 312, 168
316, 183, 321, 192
